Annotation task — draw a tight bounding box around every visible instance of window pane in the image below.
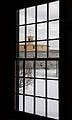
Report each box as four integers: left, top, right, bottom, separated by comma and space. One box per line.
47, 99, 59, 119
25, 61, 34, 78
49, 21, 59, 39
26, 42, 35, 58
19, 26, 25, 42
25, 96, 34, 113
36, 98, 45, 116
37, 4, 47, 22
35, 61, 45, 78
47, 61, 59, 79
37, 23, 47, 40
36, 69, 45, 78
19, 78, 23, 94
27, 24, 35, 41
49, 1, 59, 20
25, 78, 34, 95
19, 95, 23, 111
19, 61, 23, 77
36, 60, 45, 69
27, 6, 35, 24
49, 40, 59, 58
19, 43, 25, 58
37, 41, 47, 58
19, 9, 25, 25
36, 79, 45, 97
47, 80, 59, 99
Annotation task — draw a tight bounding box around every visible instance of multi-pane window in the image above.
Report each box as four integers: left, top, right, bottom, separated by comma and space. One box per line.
15, 0, 59, 119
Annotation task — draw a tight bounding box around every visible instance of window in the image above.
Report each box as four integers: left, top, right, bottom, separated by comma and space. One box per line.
15, 0, 59, 119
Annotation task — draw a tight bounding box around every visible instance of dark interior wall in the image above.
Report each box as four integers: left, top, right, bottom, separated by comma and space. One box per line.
0, 3, 16, 118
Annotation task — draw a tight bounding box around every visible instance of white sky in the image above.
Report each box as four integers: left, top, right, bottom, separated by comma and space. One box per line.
19, 1, 59, 50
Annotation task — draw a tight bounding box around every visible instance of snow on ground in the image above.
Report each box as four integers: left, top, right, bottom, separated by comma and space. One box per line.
19, 69, 59, 119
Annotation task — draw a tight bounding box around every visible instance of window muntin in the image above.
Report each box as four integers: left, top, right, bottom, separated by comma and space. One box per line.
16, 1, 59, 119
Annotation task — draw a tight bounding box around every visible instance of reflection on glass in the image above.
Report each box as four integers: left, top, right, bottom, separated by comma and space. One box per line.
47, 61, 59, 79
25, 96, 34, 113
27, 24, 35, 41
47, 80, 59, 99
37, 23, 47, 40
49, 1, 59, 20
36, 97, 45, 116
25, 61, 34, 77
19, 78, 23, 94
49, 40, 59, 58
27, 6, 35, 24
19, 26, 25, 42
36, 79, 45, 97
19, 9, 25, 25
25, 78, 34, 95
37, 4, 47, 22
19, 95, 23, 111
49, 21, 59, 39
47, 99, 59, 119
37, 41, 47, 58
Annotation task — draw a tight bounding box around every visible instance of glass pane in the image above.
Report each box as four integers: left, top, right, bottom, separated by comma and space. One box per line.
25, 78, 34, 95
49, 20, 59, 39
49, 40, 59, 58
26, 42, 35, 58
19, 95, 23, 111
36, 69, 45, 78
35, 61, 45, 78
36, 98, 45, 116
25, 96, 34, 113
37, 41, 47, 58
27, 24, 35, 41
19, 61, 23, 77
37, 4, 47, 22
47, 99, 59, 119
47, 80, 59, 99
27, 6, 35, 24
25, 61, 34, 77
19, 43, 25, 58
37, 23, 47, 40
19, 9, 25, 25
19, 26, 25, 42
26, 51, 35, 58
47, 61, 59, 79
36, 79, 45, 97
49, 1, 59, 20
36, 60, 45, 69
19, 78, 23, 94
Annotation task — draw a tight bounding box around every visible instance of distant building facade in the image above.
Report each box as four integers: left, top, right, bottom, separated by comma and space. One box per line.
16, 34, 59, 73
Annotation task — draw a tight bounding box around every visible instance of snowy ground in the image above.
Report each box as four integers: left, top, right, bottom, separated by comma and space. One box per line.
19, 69, 59, 119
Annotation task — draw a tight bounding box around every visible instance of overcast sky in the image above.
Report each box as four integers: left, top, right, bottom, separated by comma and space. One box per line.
19, 1, 59, 50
